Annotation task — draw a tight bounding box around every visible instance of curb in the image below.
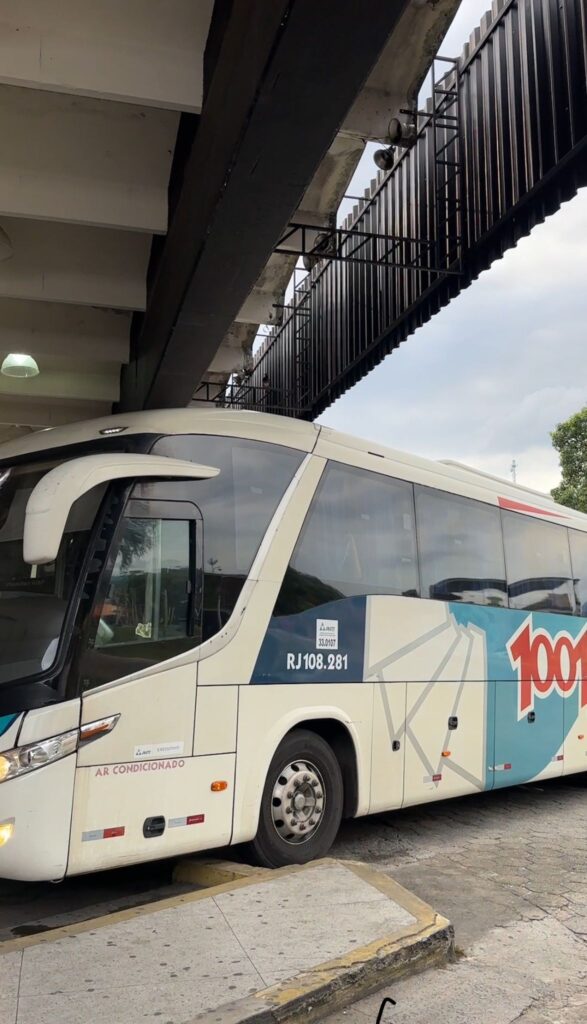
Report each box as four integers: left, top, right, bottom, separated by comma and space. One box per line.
0, 862, 274, 956
189, 860, 455, 1024
172, 856, 269, 887
1, 856, 454, 1024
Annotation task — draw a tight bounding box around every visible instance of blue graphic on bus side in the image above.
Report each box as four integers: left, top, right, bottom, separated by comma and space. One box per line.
451, 603, 587, 787
0, 714, 18, 738
251, 596, 366, 684
252, 593, 587, 786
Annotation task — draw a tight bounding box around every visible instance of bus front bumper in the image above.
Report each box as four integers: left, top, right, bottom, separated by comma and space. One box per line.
0, 753, 76, 881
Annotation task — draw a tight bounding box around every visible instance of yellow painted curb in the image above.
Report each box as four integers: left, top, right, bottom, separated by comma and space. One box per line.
0, 862, 286, 956
1, 856, 454, 1024
173, 856, 268, 887
0, 857, 358, 956
187, 859, 454, 1024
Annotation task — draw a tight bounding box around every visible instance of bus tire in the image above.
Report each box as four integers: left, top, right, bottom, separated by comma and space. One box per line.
249, 728, 343, 868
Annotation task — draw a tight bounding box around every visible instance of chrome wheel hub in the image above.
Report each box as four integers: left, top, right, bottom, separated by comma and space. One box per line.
270, 759, 325, 845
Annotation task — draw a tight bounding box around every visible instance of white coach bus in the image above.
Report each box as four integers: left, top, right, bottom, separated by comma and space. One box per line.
1, 409, 587, 881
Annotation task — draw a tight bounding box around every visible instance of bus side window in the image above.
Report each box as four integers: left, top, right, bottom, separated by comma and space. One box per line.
78, 504, 200, 690
151, 434, 304, 640
95, 518, 192, 649
275, 461, 419, 615
415, 486, 507, 606
503, 511, 575, 614
569, 530, 587, 616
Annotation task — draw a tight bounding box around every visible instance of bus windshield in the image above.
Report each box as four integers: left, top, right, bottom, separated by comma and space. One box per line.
0, 463, 104, 686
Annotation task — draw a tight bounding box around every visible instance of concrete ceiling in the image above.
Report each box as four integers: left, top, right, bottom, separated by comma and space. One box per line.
0, 0, 460, 442
0, 0, 213, 444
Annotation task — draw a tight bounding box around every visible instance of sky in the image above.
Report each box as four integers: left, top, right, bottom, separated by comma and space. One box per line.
317, 0, 587, 495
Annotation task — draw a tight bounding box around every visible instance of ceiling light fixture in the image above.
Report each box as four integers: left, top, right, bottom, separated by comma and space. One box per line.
1, 353, 40, 378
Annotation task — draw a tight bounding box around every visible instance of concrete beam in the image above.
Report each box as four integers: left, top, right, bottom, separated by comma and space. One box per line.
0, 0, 213, 111
236, 134, 365, 327
122, 0, 412, 411
205, 322, 258, 377
0, 218, 149, 309
0, 299, 130, 364
342, 0, 461, 141
0, 396, 111, 428
211, 1, 460, 375
0, 368, 120, 402
0, 86, 178, 232
236, 254, 298, 327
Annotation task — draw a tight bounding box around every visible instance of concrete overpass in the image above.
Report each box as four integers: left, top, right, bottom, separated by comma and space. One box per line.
0, 0, 459, 444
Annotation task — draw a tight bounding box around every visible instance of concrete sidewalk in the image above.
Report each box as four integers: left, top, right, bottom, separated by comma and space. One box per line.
0, 859, 453, 1024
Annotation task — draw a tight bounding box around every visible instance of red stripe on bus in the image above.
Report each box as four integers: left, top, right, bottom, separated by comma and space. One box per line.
186, 814, 205, 826
498, 496, 567, 518
104, 826, 125, 839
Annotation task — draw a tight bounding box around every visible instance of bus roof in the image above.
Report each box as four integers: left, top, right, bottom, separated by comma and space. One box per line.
0, 407, 584, 530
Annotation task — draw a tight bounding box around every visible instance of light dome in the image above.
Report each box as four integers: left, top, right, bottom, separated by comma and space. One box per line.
1, 353, 40, 378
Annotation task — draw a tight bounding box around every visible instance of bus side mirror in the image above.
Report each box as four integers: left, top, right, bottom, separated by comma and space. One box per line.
23, 452, 219, 565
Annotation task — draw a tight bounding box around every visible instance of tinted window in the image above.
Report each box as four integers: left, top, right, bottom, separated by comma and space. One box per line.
502, 511, 575, 614
96, 518, 192, 649
568, 530, 587, 616
80, 505, 198, 690
415, 486, 507, 606
152, 435, 303, 638
276, 462, 418, 615
0, 464, 104, 686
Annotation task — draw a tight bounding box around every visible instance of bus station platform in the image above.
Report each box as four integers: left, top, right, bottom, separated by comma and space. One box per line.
0, 858, 453, 1024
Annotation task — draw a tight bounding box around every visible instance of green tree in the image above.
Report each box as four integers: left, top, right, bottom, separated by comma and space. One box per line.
551, 407, 587, 513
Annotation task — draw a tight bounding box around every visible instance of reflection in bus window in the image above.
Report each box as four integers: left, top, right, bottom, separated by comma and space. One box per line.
80, 514, 196, 691
96, 518, 191, 648
0, 465, 105, 685
276, 462, 419, 615
415, 486, 507, 606
568, 529, 587, 616
152, 436, 304, 638
502, 510, 575, 614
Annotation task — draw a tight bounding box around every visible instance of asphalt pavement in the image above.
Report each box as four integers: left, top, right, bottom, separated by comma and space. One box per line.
0, 858, 193, 940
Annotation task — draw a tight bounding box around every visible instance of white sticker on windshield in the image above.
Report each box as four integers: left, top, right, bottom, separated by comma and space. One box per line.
134, 741, 184, 760
316, 619, 338, 650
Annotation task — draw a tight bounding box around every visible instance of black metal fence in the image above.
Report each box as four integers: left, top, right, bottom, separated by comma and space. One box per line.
208, 0, 587, 419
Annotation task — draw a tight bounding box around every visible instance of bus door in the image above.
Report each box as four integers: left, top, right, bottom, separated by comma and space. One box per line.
67, 495, 231, 873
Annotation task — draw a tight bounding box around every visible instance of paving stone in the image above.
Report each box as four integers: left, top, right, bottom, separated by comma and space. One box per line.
329, 779, 587, 1024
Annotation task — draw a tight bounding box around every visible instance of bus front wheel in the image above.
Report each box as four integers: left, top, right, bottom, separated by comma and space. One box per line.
249, 729, 344, 868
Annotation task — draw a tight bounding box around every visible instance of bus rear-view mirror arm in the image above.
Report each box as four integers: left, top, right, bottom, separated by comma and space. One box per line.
23, 452, 220, 565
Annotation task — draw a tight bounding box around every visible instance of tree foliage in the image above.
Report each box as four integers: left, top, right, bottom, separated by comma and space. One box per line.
551, 407, 587, 513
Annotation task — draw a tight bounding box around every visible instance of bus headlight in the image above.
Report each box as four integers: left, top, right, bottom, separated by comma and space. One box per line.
0, 819, 14, 847
0, 729, 78, 783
